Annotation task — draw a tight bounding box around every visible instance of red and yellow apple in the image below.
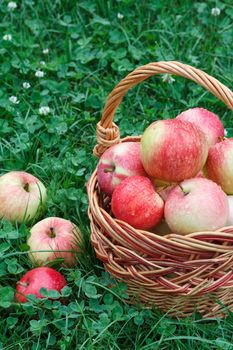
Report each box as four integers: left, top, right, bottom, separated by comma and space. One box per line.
0, 171, 46, 223
164, 178, 229, 234
111, 175, 164, 230
176, 107, 224, 147
14, 267, 67, 303
97, 142, 147, 197
140, 119, 208, 183
28, 217, 82, 267
205, 138, 233, 194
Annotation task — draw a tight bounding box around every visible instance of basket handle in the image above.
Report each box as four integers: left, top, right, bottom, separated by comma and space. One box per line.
94, 61, 233, 157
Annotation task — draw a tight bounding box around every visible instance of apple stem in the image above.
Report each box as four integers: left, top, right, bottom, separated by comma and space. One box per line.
104, 166, 115, 173
178, 184, 189, 195
24, 183, 29, 192
17, 281, 29, 287
48, 227, 56, 238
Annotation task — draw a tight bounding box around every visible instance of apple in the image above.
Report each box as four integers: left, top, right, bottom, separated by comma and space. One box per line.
27, 217, 82, 267
164, 178, 229, 235
226, 196, 233, 226
14, 267, 67, 303
205, 138, 233, 194
140, 119, 208, 182
176, 107, 224, 147
97, 142, 147, 197
111, 175, 164, 230
0, 171, 46, 223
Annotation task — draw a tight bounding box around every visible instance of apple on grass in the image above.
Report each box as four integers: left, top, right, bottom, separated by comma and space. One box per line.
111, 175, 164, 230
176, 107, 224, 147
0, 171, 46, 223
140, 119, 208, 183
97, 142, 147, 197
205, 138, 233, 194
164, 178, 229, 235
14, 267, 67, 303
27, 217, 83, 267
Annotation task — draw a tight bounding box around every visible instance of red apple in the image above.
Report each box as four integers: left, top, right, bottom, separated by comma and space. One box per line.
205, 138, 233, 194
14, 267, 67, 303
176, 107, 224, 147
111, 175, 164, 230
140, 119, 208, 182
164, 178, 229, 234
27, 217, 82, 267
97, 142, 147, 197
0, 171, 46, 223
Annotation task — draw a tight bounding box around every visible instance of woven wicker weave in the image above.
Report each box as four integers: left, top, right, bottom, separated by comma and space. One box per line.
87, 61, 233, 318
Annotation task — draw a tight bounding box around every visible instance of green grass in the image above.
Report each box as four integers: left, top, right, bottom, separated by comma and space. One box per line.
1, 0, 233, 348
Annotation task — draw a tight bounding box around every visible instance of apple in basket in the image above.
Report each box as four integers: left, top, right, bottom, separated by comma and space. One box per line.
27, 217, 82, 267
14, 267, 67, 303
140, 119, 208, 183
205, 138, 233, 194
176, 107, 224, 147
164, 178, 229, 235
0, 171, 46, 223
111, 175, 164, 230
97, 142, 147, 197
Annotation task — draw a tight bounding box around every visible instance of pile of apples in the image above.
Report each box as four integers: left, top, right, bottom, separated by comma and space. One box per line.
97, 107, 233, 236
0, 171, 83, 302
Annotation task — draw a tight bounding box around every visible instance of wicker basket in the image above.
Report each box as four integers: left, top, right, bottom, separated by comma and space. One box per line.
87, 61, 233, 318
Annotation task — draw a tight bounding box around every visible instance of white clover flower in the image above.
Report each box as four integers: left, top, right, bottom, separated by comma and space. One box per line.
211, 7, 221, 16
40, 61, 46, 66
35, 70, 45, 78
39, 106, 50, 115
9, 96, 19, 104
162, 74, 175, 84
224, 129, 228, 137
117, 13, 124, 19
8, 1, 17, 10
23, 82, 31, 89
3, 34, 12, 41
43, 48, 49, 54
